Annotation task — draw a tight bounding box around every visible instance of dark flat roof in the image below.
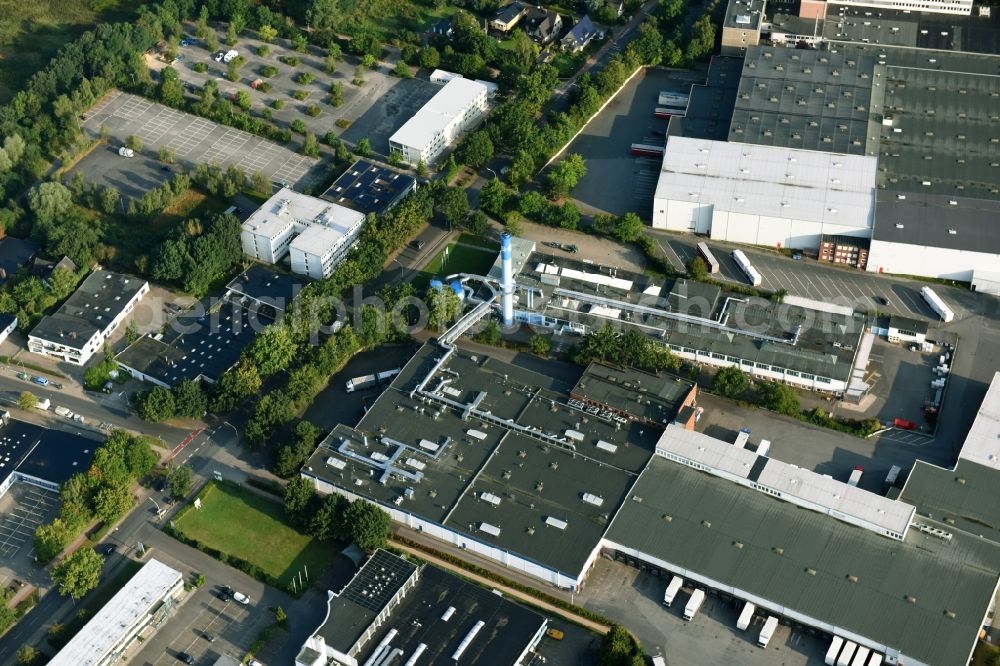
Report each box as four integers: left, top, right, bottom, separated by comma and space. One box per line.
0, 418, 99, 489
571, 362, 694, 425
321, 160, 416, 217
317, 549, 418, 650
872, 190, 1000, 253
357, 562, 546, 666
821, 233, 870, 248
225, 265, 304, 310
606, 456, 999, 666
902, 458, 1000, 544
825, 4, 1000, 55
671, 56, 742, 142
889, 315, 929, 335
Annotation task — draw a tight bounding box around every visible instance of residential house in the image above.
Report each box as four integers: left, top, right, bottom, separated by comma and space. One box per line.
0, 237, 38, 284
429, 17, 454, 39
525, 6, 564, 44
492, 1, 529, 32
562, 15, 600, 52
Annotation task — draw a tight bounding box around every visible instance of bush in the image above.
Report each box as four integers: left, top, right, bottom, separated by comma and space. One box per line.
305, 104, 321, 117
257, 45, 270, 57
335, 118, 351, 129
193, 62, 208, 73
256, 81, 272, 93
291, 119, 307, 134
295, 71, 315, 85
279, 56, 300, 66
261, 65, 278, 77
292, 89, 309, 101
272, 99, 284, 110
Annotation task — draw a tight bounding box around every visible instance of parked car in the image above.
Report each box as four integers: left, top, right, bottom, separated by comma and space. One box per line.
102, 544, 115, 556
177, 652, 194, 665
233, 591, 250, 605
31, 376, 48, 386
202, 632, 215, 642
16, 372, 28, 381
410, 239, 425, 250
218, 585, 233, 601
792, 252, 803, 260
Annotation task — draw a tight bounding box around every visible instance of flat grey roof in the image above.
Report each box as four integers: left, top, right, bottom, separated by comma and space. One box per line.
571, 362, 695, 425
724, 0, 766, 30
304, 343, 654, 577
606, 456, 998, 666
825, 4, 1000, 54
728, 46, 879, 154
30, 270, 146, 350
317, 549, 418, 650
872, 190, 1000, 253
671, 55, 741, 142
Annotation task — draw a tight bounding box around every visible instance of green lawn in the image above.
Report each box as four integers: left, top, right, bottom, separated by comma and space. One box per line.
174, 482, 334, 588
0, 0, 140, 103
415, 242, 498, 291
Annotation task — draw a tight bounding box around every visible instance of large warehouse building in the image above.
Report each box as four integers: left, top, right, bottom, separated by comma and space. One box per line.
651, 136, 877, 249
301, 326, 1000, 665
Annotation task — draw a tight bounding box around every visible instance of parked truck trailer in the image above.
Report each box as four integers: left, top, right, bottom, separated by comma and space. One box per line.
736, 601, 755, 630
663, 576, 683, 607
683, 589, 705, 621
731, 250, 763, 287
920, 286, 954, 322
757, 616, 778, 648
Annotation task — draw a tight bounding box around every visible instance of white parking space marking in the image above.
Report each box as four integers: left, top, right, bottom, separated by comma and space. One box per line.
141, 108, 185, 144
114, 96, 153, 119
166, 118, 216, 155
236, 143, 281, 173
209, 128, 251, 159
82, 90, 122, 122
896, 289, 925, 315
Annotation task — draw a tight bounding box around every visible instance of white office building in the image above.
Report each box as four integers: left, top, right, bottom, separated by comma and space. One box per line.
828, 0, 972, 15
27, 270, 149, 366
242, 188, 365, 279
49, 559, 183, 666
652, 136, 877, 252
388, 77, 489, 165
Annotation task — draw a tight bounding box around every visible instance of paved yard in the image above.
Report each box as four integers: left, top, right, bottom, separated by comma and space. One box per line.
0, 485, 59, 589
81, 91, 323, 191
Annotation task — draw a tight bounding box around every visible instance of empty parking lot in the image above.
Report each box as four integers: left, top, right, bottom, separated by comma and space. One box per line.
0, 485, 59, 588
81, 91, 323, 192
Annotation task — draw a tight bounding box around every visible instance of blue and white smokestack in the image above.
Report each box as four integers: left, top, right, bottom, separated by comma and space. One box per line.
500, 232, 514, 327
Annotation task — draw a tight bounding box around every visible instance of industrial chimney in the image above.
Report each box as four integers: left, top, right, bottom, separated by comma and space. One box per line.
500, 232, 514, 327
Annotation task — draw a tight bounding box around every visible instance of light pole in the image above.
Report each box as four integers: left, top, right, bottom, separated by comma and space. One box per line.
148, 496, 161, 518
485, 167, 497, 180
218, 421, 238, 441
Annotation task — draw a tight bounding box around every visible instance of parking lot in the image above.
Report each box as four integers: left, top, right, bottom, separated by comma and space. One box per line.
863, 336, 955, 432
561, 67, 706, 217
80, 91, 323, 192
0, 485, 59, 587
578, 557, 828, 666
169, 29, 438, 154
653, 231, 979, 322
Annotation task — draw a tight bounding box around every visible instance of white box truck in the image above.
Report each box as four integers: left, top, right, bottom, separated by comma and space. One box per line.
757, 616, 778, 648
757, 439, 771, 457
683, 589, 705, 621
825, 636, 844, 665
837, 641, 857, 666
733, 428, 751, 449
852, 646, 871, 665
736, 601, 755, 630
663, 576, 683, 607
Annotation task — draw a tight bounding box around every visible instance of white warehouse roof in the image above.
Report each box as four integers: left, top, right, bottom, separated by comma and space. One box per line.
389, 78, 488, 151
957, 371, 1000, 471
50, 558, 182, 666
655, 423, 914, 538
655, 137, 877, 228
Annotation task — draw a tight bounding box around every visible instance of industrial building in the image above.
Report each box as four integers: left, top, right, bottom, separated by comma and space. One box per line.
720, 0, 766, 54
651, 136, 877, 251
27, 270, 148, 366
49, 558, 184, 666
117, 267, 301, 386
320, 160, 417, 216
388, 77, 490, 165
241, 187, 365, 280
0, 415, 99, 499
570, 362, 698, 428
296, 549, 547, 666
301, 313, 1000, 665
828, 0, 973, 16
818, 234, 869, 269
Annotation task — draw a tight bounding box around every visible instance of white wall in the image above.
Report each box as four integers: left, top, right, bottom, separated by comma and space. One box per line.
829, 0, 971, 14
867, 239, 998, 283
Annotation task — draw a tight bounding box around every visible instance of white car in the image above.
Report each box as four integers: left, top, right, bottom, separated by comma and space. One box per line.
233, 591, 250, 605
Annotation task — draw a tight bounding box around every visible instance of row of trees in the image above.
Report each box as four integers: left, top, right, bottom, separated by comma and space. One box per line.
135, 379, 209, 422
283, 477, 391, 551
34, 431, 158, 564
574, 323, 681, 373
712, 365, 801, 415
150, 211, 242, 296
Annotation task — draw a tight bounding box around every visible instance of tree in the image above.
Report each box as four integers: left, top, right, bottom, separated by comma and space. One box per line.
479, 178, 509, 217
504, 211, 524, 237
575, 323, 621, 365
344, 500, 390, 551
596, 624, 644, 666
52, 548, 103, 600
713, 366, 749, 398
686, 256, 708, 281
245, 324, 296, 377
508, 150, 535, 188
34, 519, 71, 562
307, 493, 348, 540
17, 392, 37, 411
530, 333, 552, 356
355, 137, 372, 157
259, 24, 278, 42
27, 182, 72, 225
438, 188, 469, 227
466, 210, 488, 236
419, 46, 440, 69
125, 135, 143, 152
16, 645, 38, 665
283, 476, 315, 527
93, 484, 133, 523
137, 386, 176, 422
306, 0, 340, 30
759, 382, 800, 416
546, 154, 587, 198
475, 320, 502, 345
235, 90, 252, 110
428, 285, 462, 332
166, 464, 193, 499
615, 213, 644, 243
158, 67, 185, 107
393, 61, 412, 78
301, 132, 320, 157
173, 379, 207, 418
458, 131, 493, 169
157, 146, 176, 163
